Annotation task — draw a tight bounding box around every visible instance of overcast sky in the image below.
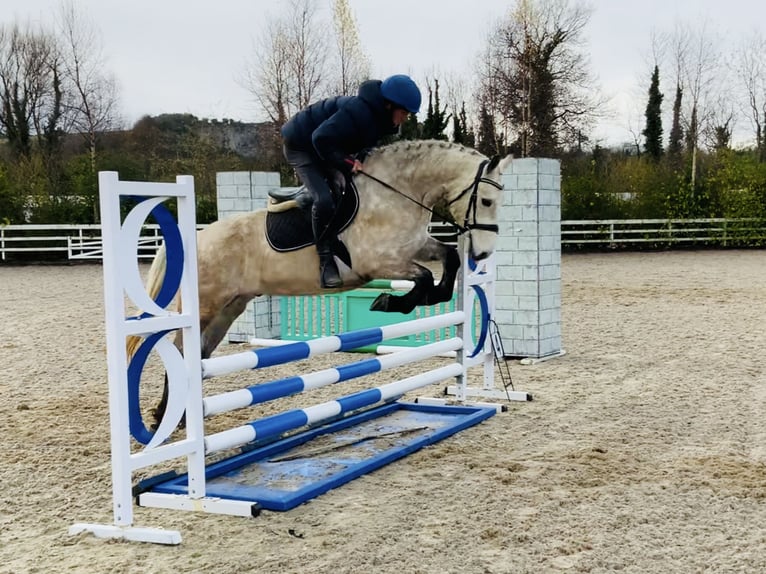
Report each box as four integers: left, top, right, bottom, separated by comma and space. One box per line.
4, 0, 765, 146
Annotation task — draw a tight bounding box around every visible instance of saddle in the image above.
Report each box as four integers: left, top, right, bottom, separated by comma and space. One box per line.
265, 177, 359, 267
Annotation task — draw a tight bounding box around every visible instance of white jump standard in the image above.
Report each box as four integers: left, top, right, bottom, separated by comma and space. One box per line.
70, 172, 528, 545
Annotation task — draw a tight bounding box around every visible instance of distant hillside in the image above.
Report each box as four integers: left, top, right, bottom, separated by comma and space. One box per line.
91, 114, 283, 169
196, 117, 280, 159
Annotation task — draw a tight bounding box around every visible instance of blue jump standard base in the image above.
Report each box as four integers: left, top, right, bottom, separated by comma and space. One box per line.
140, 402, 495, 512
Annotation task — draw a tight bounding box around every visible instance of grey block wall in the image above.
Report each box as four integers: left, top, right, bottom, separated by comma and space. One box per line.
216, 171, 282, 343
494, 158, 562, 359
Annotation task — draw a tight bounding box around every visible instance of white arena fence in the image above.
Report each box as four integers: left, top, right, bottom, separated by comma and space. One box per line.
2, 218, 764, 262
561, 218, 766, 247
0, 223, 206, 261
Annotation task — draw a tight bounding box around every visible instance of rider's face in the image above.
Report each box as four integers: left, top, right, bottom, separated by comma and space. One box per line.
392, 108, 411, 126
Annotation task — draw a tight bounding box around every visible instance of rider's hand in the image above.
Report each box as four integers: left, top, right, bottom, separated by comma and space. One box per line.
345, 158, 364, 173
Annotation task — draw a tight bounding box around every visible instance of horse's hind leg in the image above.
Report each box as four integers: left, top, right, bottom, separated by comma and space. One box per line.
152, 372, 171, 431
152, 295, 252, 430
152, 331, 184, 431
198, 295, 253, 360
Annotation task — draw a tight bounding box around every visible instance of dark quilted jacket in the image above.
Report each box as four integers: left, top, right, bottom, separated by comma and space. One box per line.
281, 80, 399, 173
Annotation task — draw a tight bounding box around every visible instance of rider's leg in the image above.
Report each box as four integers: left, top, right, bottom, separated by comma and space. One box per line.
312, 199, 342, 288
283, 146, 343, 288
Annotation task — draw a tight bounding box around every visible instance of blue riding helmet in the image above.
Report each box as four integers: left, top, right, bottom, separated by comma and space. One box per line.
381, 74, 422, 114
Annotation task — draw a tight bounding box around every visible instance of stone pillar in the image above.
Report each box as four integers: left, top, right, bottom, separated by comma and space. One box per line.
216, 171, 282, 343
494, 158, 563, 361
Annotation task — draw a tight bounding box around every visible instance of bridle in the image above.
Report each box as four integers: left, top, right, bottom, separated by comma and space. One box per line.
352, 157, 501, 236
446, 158, 501, 234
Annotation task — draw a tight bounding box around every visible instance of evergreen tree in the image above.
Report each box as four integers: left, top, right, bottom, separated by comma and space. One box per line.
421, 79, 450, 140
712, 122, 732, 151
667, 83, 684, 163
476, 103, 499, 157
465, 125, 476, 148
642, 65, 664, 160
453, 102, 475, 147
452, 114, 464, 144
399, 113, 420, 140
452, 102, 466, 144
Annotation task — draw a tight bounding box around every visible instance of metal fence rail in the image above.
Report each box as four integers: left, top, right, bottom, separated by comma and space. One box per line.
1, 218, 764, 262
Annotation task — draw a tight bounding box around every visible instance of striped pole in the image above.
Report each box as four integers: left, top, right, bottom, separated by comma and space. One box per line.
202, 311, 465, 379
203, 337, 463, 416
203, 363, 463, 454
363, 279, 440, 290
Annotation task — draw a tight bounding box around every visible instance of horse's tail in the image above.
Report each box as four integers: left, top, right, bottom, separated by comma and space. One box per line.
126, 244, 167, 360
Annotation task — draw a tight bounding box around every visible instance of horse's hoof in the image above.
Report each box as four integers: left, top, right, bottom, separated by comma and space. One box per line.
370, 293, 390, 312
149, 409, 186, 433
150, 408, 163, 432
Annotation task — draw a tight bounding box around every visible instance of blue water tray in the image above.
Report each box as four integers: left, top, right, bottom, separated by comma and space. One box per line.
146, 402, 495, 511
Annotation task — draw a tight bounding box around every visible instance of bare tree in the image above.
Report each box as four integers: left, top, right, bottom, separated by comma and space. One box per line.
0, 22, 60, 160
433, 70, 472, 138
332, 0, 369, 95
736, 31, 766, 161
242, 17, 291, 124
56, 0, 119, 175
286, 0, 327, 110
243, 0, 328, 125
478, 0, 601, 157
671, 21, 721, 187
440, 72, 468, 121
703, 94, 735, 152
474, 43, 509, 155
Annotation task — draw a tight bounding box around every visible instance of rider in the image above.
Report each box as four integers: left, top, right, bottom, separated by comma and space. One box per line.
281, 74, 422, 288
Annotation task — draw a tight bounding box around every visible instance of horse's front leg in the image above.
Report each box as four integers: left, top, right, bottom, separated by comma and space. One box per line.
369, 239, 460, 314
418, 238, 461, 305
369, 263, 435, 314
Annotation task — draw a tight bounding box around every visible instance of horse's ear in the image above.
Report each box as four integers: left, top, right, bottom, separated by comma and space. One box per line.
498, 154, 513, 174
487, 155, 501, 172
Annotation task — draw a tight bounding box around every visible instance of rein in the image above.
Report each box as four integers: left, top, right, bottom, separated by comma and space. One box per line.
351, 158, 501, 235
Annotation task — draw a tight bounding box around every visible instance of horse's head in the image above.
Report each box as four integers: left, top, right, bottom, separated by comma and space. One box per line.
359, 141, 511, 261
445, 153, 512, 261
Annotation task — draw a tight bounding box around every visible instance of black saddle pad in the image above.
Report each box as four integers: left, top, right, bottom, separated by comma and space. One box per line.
265, 180, 359, 254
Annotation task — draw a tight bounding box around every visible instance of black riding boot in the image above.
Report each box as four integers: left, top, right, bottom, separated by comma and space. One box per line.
312, 212, 343, 288
317, 240, 343, 288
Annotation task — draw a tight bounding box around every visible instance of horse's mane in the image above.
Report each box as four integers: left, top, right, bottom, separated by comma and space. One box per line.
358, 140, 488, 207
365, 139, 484, 163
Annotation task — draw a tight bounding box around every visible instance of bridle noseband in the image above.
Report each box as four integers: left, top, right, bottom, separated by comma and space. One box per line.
447, 158, 501, 235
